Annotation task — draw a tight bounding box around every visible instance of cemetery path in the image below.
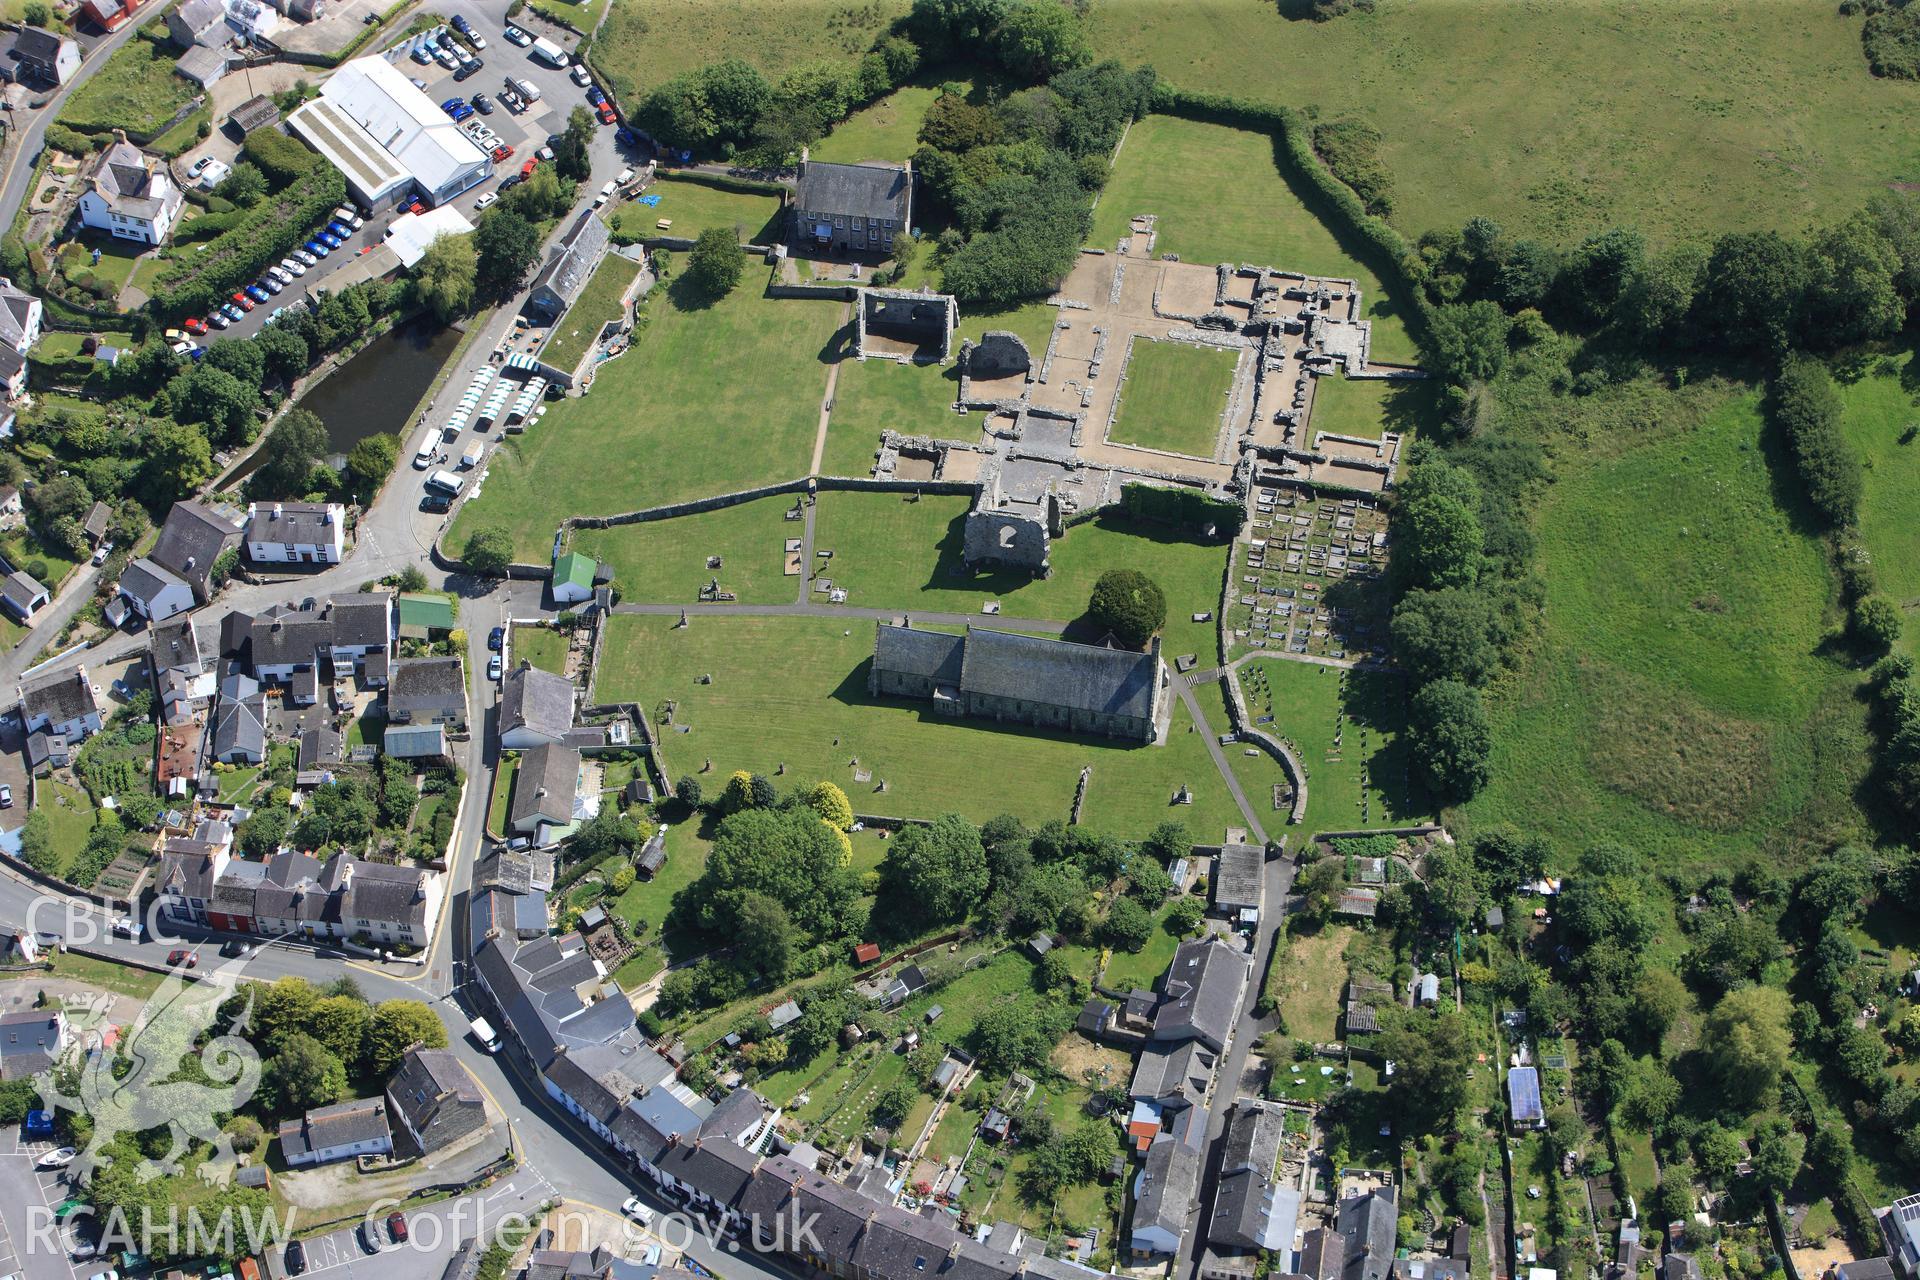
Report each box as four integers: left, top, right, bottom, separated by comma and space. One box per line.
1174, 673, 1267, 845
808, 302, 854, 477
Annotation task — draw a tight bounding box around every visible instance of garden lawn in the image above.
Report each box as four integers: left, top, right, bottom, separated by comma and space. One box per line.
55, 37, 195, 139
1273, 924, 1353, 1043
540, 255, 640, 374
1108, 339, 1237, 458
1308, 373, 1445, 443
811, 84, 944, 165
510, 624, 570, 675
62, 237, 145, 294
614, 175, 784, 245
571, 495, 801, 606
1101, 900, 1186, 991
591, 0, 907, 100
1241, 660, 1429, 831
819, 357, 960, 477
40, 780, 96, 879
0, 527, 82, 592
1462, 389, 1867, 865
487, 755, 519, 834
530, 0, 608, 33
807, 497, 1228, 661
1087, 115, 1418, 364
450, 277, 843, 562
608, 819, 710, 939
1086, 0, 1920, 249
45, 951, 163, 1000
598, 615, 1249, 835
1836, 345, 1920, 658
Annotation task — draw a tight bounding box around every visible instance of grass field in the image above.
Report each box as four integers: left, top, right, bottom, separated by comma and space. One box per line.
1836, 345, 1920, 657
597, 614, 1249, 835
510, 624, 570, 675
1108, 339, 1237, 458
611, 177, 784, 245
540, 255, 640, 373
452, 277, 844, 561
1462, 388, 1868, 864
39, 780, 95, 880
574, 495, 804, 606
807, 496, 1228, 659
1309, 374, 1444, 442
55, 37, 195, 139
810, 83, 944, 165
1089, 115, 1418, 365
592, 0, 907, 99
1241, 660, 1429, 831
819, 357, 960, 477
1085, 0, 1920, 249
1274, 924, 1354, 1043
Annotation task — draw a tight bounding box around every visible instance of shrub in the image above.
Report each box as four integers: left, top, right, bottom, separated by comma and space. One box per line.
1311, 119, 1394, 217
1864, 4, 1920, 78
1771, 353, 1861, 527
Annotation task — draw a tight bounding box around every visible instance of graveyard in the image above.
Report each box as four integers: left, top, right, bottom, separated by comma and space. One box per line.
1223, 489, 1392, 664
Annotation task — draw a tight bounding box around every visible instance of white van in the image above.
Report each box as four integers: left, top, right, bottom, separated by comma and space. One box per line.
412, 444, 434, 470
459, 441, 484, 469
426, 469, 465, 496
593, 180, 615, 208
509, 76, 541, 103
469, 1016, 501, 1053
531, 36, 568, 66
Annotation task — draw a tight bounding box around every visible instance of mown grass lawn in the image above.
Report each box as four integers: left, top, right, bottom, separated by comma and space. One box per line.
55, 36, 195, 138
1241, 659, 1428, 832
1087, 114, 1419, 365
1101, 900, 1188, 991
820, 357, 961, 477
608, 818, 710, 938
1108, 339, 1237, 458
39, 780, 96, 879
810, 83, 945, 166
572, 495, 803, 606
598, 614, 1248, 835
1086, 0, 1920, 249
509, 624, 570, 675
487, 755, 519, 834
1836, 343, 1920, 658
451, 277, 843, 562
611, 176, 785, 245
1309, 373, 1445, 442
540, 254, 640, 373
807, 497, 1229, 660
1462, 388, 1868, 866
1272, 923, 1354, 1043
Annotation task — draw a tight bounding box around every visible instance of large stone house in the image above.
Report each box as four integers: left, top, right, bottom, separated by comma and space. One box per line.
244, 501, 345, 565
10, 27, 80, 86
385, 1046, 486, 1156
868, 622, 1166, 743
0, 277, 42, 399
77, 134, 184, 246
789, 159, 910, 256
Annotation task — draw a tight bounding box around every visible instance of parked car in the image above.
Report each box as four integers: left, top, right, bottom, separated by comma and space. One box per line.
304, 239, 330, 258
474, 191, 498, 210
449, 13, 469, 33
410, 43, 432, 63
569, 64, 590, 86
188, 155, 213, 176
521, 157, 539, 177
208, 311, 230, 329
488, 626, 505, 651
222, 303, 245, 321
90, 541, 111, 565
491, 144, 512, 163
586, 85, 605, 105
503, 23, 530, 44
260, 276, 283, 295
231, 292, 255, 311
317, 231, 343, 249
245, 284, 270, 303
435, 46, 459, 69
619, 1198, 653, 1227
295, 248, 319, 267
420, 491, 451, 513
386, 1213, 408, 1244
451, 103, 475, 121
280, 257, 306, 277
283, 1241, 305, 1277
597, 102, 616, 125
487, 654, 502, 681
111, 915, 140, 939
472, 92, 494, 114
465, 32, 486, 49
453, 60, 479, 82
327, 220, 353, 238
440, 96, 464, 112
498, 173, 524, 191
218, 939, 252, 958
165, 949, 197, 968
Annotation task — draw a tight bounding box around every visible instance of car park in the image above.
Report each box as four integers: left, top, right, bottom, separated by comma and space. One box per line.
261, 276, 283, 295
208, 311, 230, 329
246, 284, 270, 303
491, 144, 513, 163
280, 257, 306, 277
387, 1213, 408, 1244
474, 191, 498, 210
232, 292, 255, 311
503, 24, 530, 44
318, 231, 343, 249
184, 315, 209, 334
473, 93, 494, 114
411, 43, 432, 63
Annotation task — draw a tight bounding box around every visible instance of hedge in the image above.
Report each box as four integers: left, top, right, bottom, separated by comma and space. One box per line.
657, 170, 787, 199
149, 163, 345, 318
1149, 87, 1434, 346
1119, 481, 1246, 538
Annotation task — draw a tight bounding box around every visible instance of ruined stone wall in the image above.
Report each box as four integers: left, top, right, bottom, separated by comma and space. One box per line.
962, 506, 1051, 575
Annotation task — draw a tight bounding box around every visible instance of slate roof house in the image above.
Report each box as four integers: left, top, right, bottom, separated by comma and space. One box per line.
1202, 1101, 1297, 1280
525, 209, 610, 322
77, 134, 184, 245
10, 27, 80, 85
1131, 1111, 1204, 1258
869, 622, 1166, 744
1336, 1185, 1399, 1280
240, 593, 393, 683
1214, 840, 1265, 924
21, 667, 102, 744
216, 851, 442, 947
0, 568, 47, 623
278, 1096, 392, 1166
118, 557, 195, 623
387, 656, 467, 727
0, 276, 42, 399
790, 159, 910, 255
0, 1009, 67, 1080
1883, 1192, 1920, 1276
499, 662, 574, 749
1153, 935, 1250, 1053
208, 690, 266, 764
168, 0, 227, 46
244, 501, 345, 564
385, 1046, 486, 1156
149, 500, 242, 603
509, 742, 584, 839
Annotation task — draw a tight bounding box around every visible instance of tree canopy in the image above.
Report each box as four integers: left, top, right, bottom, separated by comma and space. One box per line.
1086, 568, 1167, 648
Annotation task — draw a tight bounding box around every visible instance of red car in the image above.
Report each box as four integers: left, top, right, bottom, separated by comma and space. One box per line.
165, 948, 197, 969
386, 1213, 408, 1243
491, 144, 512, 163
183, 316, 208, 335
520, 157, 539, 177
231, 291, 255, 312
596, 103, 616, 125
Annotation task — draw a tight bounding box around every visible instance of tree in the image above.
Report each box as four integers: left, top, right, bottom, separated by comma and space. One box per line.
264, 1033, 347, 1116
206, 336, 267, 386
688, 226, 745, 297
807, 781, 854, 830
474, 208, 541, 295
1693, 231, 1808, 354
871, 1079, 917, 1130
251, 977, 321, 1051
1021, 1119, 1116, 1200
554, 107, 594, 183
1556, 227, 1645, 327
991, 0, 1089, 80
1086, 568, 1167, 649
1377, 1009, 1476, 1136
251, 409, 328, 499
675, 775, 703, 809
344, 433, 398, 501
462, 525, 515, 576
1751, 1119, 1804, 1194
733, 891, 798, 980
1632, 967, 1688, 1045
1426, 300, 1510, 384
1391, 587, 1500, 685
1772, 353, 1861, 528
969, 1001, 1053, 1074
21, 0, 48, 24
415, 233, 477, 322
308, 993, 372, 1063
17, 810, 54, 874
696, 806, 860, 939
216, 162, 267, 206
1396, 493, 1484, 591
136, 420, 214, 508
364, 1000, 447, 1076
255, 324, 310, 384
1700, 985, 1791, 1111
1422, 844, 1484, 932
1297, 857, 1348, 925
1126, 855, 1172, 901
1855, 594, 1903, 654
239, 804, 291, 859
1805, 214, 1905, 347
1406, 678, 1492, 799
720, 770, 757, 813
879, 813, 989, 927
1101, 895, 1152, 951
1140, 819, 1188, 864
1167, 895, 1205, 936
166, 363, 260, 446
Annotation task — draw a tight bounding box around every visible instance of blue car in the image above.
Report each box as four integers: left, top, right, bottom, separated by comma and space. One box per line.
450, 103, 474, 121
327, 220, 353, 238
222, 303, 244, 321
450, 13, 470, 33
587, 87, 605, 105
304, 239, 330, 258
440, 96, 463, 112
411, 44, 432, 63
245, 284, 269, 303
317, 231, 343, 249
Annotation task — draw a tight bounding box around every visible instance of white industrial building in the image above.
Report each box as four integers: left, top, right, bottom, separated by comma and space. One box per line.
384, 205, 474, 268
289, 56, 490, 210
